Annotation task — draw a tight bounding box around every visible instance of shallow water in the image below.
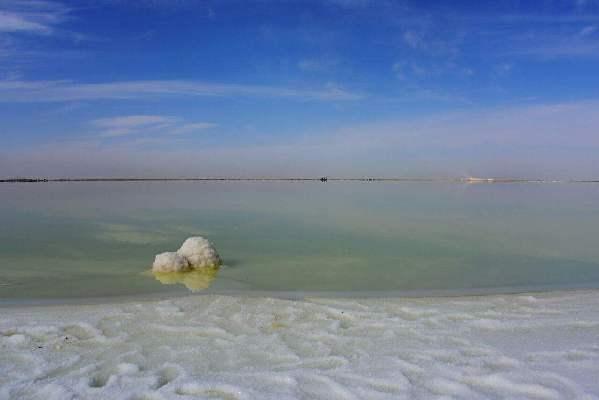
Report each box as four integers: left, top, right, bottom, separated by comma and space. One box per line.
1, 182, 599, 302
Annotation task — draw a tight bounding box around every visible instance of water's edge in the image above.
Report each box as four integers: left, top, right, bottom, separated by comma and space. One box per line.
3, 284, 599, 309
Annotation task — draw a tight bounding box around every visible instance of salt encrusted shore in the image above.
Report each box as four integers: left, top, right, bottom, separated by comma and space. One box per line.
1, 291, 599, 399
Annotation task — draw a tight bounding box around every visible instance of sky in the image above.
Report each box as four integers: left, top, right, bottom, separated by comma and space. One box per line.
1, 0, 599, 178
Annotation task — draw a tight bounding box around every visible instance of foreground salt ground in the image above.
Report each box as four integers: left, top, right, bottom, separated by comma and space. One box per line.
1, 292, 599, 400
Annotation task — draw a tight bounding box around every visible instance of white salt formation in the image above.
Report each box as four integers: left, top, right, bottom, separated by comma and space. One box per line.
152, 252, 190, 273
177, 236, 222, 269
152, 236, 221, 273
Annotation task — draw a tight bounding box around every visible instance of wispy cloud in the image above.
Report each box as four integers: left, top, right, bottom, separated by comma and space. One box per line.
0, 0, 70, 35
507, 31, 599, 58
402, 30, 425, 50
93, 115, 178, 137
6, 100, 599, 179
94, 115, 175, 128
0, 79, 363, 102
297, 57, 339, 72
392, 61, 428, 80
0, 11, 51, 34
460, 13, 599, 59
324, 0, 370, 9
492, 62, 513, 77
92, 115, 217, 138
525, 42, 599, 58
0, 0, 85, 74
579, 25, 597, 36
170, 122, 218, 135
493, 14, 599, 24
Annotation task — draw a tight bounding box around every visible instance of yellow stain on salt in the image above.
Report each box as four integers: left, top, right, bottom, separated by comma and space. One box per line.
151, 267, 219, 292
270, 314, 287, 330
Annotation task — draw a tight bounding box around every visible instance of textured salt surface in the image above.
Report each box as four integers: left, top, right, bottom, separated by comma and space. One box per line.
1, 291, 599, 400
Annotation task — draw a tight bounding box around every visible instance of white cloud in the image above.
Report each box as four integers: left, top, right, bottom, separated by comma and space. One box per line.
494, 14, 599, 24
475, 16, 599, 59
298, 57, 339, 72
0, 11, 50, 33
4, 100, 599, 179
170, 123, 218, 135
325, 0, 370, 8
514, 41, 599, 58
94, 115, 176, 129
93, 115, 178, 137
0, 79, 363, 102
0, 1, 82, 72
402, 30, 424, 49
0, 1, 69, 35
579, 25, 597, 36
493, 63, 513, 76
91, 115, 216, 138
392, 61, 428, 79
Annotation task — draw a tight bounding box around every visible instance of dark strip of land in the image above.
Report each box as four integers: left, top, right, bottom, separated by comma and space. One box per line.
1, 177, 598, 183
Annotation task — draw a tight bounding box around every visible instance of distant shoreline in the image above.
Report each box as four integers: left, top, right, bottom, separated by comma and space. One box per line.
1, 177, 598, 183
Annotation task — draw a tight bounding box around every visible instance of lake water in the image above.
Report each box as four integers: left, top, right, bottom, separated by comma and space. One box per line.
1, 182, 598, 302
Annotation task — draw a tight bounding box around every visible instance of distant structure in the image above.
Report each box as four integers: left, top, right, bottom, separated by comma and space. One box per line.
320, 176, 328, 182
463, 177, 495, 183
0, 177, 48, 183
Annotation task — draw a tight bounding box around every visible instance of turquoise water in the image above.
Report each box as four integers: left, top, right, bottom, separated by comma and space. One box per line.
1, 182, 599, 301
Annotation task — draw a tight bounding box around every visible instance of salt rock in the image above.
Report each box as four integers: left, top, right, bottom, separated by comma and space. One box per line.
152, 252, 190, 273
177, 236, 222, 269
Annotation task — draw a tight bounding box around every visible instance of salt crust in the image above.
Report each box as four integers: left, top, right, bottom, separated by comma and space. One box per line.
1, 291, 599, 399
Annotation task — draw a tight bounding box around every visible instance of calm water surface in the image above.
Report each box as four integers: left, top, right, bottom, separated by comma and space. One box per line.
1, 182, 598, 302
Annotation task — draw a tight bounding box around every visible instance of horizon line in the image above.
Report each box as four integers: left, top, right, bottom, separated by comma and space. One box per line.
1, 177, 598, 184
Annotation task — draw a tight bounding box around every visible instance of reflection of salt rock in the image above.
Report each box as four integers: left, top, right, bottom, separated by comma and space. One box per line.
177, 237, 222, 269
153, 267, 218, 292
152, 252, 190, 273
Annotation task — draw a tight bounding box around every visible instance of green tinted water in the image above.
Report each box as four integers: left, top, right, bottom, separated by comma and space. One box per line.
1, 182, 598, 302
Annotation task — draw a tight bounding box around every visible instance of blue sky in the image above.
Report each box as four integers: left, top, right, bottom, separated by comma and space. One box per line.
1, 0, 599, 178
